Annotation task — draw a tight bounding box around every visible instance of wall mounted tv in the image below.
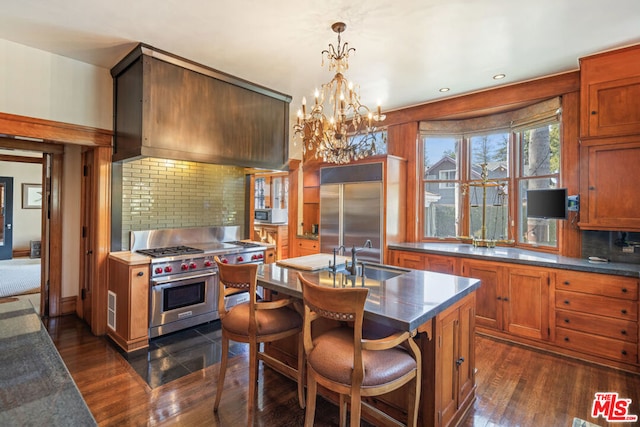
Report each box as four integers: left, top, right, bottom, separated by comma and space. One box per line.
526, 188, 568, 220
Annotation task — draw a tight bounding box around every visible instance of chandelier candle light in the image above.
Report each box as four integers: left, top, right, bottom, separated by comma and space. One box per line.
293, 22, 386, 164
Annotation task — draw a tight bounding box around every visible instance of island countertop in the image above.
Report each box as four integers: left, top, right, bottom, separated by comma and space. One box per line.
256, 262, 481, 331
0, 298, 96, 426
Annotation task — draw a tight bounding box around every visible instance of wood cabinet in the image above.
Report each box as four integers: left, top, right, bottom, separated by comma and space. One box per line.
388, 250, 457, 274
293, 237, 319, 257
580, 44, 640, 139
554, 270, 639, 365
434, 293, 476, 427
107, 254, 150, 352
301, 165, 320, 236
254, 224, 288, 260
578, 136, 640, 230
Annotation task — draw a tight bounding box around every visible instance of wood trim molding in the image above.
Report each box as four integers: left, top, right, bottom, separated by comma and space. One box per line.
12, 249, 30, 258
383, 71, 580, 126
0, 112, 112, 147
0, 153, 44, 164
60, 296, 77, 316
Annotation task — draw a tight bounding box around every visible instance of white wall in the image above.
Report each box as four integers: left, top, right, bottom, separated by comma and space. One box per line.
0, 38, 113, 130
1, 39, 113, 299
0, 159, 42, 250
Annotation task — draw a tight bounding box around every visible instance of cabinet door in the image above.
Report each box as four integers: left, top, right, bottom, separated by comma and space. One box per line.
456, 294, 475, 410
425, 254, 457, 274
581, 140, 640, 230
504, 267, 550, 341
390, 250, 425, 270
437, 307, 459, 427
586, 75, 640, 137
129, 266, 149, 340
462, 260, 502, 331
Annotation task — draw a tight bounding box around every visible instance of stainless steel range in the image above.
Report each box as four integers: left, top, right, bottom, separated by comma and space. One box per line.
131, 227, 266, 338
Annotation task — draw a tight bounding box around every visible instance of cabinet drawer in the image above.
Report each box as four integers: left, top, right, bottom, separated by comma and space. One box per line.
555, 309, 638, 343
296, 239, 319, 250
555, 290, 638, 320
555, 271, 638, 300
556, 327, 637, 364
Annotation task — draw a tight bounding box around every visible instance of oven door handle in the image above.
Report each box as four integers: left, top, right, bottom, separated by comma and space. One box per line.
151, 270, 217, 286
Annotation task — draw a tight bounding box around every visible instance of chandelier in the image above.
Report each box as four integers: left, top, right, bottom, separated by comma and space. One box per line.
293, 22, 386, 164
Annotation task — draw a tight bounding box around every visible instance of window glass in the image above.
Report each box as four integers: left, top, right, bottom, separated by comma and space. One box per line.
423, 136, 460, 238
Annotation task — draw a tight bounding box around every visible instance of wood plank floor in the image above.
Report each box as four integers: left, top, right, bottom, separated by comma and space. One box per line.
46, 315, 640, 426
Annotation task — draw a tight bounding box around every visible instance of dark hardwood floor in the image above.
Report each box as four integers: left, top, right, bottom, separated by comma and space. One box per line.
46, 315, 640, 426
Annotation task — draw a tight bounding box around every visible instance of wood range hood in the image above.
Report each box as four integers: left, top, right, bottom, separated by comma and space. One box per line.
110, 43, 291, 170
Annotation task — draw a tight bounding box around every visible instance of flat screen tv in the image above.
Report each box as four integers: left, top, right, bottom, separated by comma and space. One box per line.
526, 188, 568, 219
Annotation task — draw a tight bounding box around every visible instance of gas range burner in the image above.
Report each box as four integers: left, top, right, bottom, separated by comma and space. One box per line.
225, 240, 263, 249
137, 245, 205, 258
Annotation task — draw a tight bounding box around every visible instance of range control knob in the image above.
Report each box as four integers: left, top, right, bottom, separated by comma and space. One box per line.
258, 253, 264, 259
251, 254, 258, 260
189, 262, 197, 269
164, 266, 173, 273
237, 256, 244, 263
181, 264, 189, 271
155, 267, 163, 275
204, 260, 212, 267
221, 258, 229, 264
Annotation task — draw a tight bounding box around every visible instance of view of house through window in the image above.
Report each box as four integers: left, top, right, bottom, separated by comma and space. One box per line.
420, 98, 562, 249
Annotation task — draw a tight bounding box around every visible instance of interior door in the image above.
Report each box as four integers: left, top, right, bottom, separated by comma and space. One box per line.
0, 177, 14, 260
79, 151, 94, 323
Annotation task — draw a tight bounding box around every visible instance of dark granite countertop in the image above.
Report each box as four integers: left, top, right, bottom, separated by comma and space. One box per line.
388, 242, 640, 278
256, 263, 481, 331
0, 298, 96, 426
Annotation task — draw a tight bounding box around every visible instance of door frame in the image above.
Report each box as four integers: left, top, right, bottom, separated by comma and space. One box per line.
0, 176, 14, 260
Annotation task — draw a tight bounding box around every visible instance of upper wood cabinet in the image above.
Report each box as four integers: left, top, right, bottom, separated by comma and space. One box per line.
580, 44, 640, 139
578, 136, 640, 230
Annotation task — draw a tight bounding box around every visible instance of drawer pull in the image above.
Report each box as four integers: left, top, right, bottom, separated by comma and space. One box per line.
564, 318, 570, 323
564, 300, 570, 305
137, 271, 144, 277
497, 296, 502, 300
621, 288, 628, 293
622, 350, 628, 356
621, 330, 627, 335
563, 281, 570, 285
564, 337, 570, 342
621, 309, 628, 315
503, 297, 509, 302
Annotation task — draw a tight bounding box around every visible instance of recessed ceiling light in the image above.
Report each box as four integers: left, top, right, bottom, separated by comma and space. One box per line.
493, 74, 506, 80
439, 87, 450, 92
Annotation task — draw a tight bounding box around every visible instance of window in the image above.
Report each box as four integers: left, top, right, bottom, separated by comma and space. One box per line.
420, 98, 562, 249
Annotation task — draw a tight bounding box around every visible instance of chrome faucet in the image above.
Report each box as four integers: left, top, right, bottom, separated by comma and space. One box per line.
346, 240, 372, 276
329, 245, 346, 272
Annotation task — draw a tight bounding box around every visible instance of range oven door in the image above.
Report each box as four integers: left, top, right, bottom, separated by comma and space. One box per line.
149, 270, 218, 338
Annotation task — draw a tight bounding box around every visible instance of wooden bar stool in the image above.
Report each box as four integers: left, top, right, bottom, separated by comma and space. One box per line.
298, 272, 421, 427
213, 257, 305, 424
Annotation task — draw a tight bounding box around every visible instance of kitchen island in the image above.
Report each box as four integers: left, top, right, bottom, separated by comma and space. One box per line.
256, 262, 481, 427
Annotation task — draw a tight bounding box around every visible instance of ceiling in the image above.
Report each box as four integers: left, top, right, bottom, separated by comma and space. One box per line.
2, 0, 640, 117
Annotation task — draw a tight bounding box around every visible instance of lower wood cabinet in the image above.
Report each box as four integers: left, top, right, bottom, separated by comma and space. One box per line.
293, 237, 319, 257
254, 224, 288, 260
390, 249, 640, 372
460, 259, 550, 341
107, 255, 150, 352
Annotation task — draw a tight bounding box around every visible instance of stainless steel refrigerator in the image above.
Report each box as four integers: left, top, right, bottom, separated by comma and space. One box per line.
319, 163, 383, 263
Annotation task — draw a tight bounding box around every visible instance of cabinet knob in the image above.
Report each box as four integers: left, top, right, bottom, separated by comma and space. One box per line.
621, 330, 627, 335
622, 350, 628, 356
456, 357, 465, 367
564, 337, 570, 342
589, 186, 596, 191
137, 271, 144, 277
621, 309, 628, 315
563, 281, 570, 285
497, 296, 502, 300
564, 300, 570, 305
591, 110, 597, 115
503, 297, 509, 302
564, 318, 570, 323
621, 288, 628, 293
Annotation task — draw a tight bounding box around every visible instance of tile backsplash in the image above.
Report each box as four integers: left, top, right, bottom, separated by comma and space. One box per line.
119, 157, 245, 248
581, 230, 640, 264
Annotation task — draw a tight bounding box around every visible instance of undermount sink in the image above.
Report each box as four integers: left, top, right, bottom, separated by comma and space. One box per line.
337, 263, 410, 281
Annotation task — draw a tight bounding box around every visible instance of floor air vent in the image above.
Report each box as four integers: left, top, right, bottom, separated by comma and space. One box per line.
107, 290, 116, 330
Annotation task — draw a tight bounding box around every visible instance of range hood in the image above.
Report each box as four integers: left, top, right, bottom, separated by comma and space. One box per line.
110, 43, 291, 170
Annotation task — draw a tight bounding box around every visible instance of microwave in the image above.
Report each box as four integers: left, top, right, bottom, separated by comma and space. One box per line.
255, 208, 288, 224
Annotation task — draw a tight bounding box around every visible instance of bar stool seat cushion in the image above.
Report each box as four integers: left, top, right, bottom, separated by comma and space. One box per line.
222, 302, 302, 336
308, 328, 417, 387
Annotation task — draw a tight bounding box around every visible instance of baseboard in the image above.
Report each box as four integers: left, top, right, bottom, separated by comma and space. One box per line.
60, 296, 77, 315
12, 249, 30, 258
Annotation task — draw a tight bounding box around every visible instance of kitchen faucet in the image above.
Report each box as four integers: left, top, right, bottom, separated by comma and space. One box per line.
329, 245, 346, 272
346, 240, 372, 276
